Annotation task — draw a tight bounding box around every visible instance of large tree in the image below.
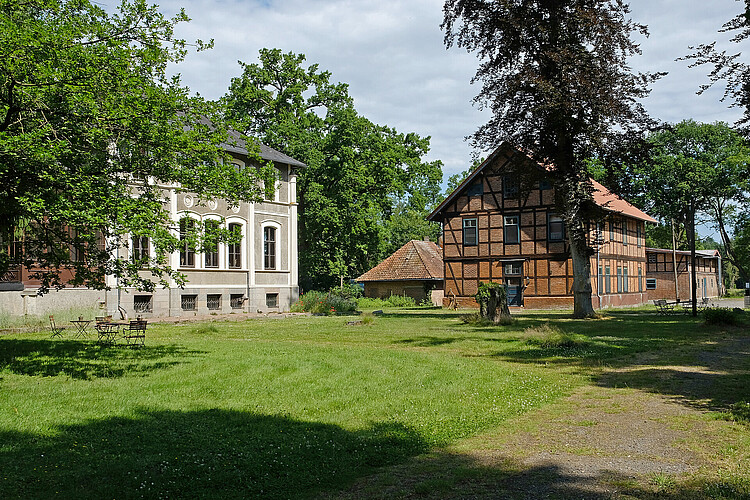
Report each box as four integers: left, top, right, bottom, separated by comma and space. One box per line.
0, 0, 269, 292
442, 0, 660, 318
646, 121, 750, 288
224, 49, 443, 289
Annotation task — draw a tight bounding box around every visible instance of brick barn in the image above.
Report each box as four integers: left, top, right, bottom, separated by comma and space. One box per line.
645, 248, 722, 302
427, 143, 657, 309
356, 239, 444, 305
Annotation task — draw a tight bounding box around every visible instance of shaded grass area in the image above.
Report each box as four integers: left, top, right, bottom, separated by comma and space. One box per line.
1, 307, 748, 498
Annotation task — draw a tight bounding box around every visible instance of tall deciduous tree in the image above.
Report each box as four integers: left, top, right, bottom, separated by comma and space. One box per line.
224, 49, 443, 289
645, 121, 750, 292
0, 0, 269, 292
442, 0, 661, 318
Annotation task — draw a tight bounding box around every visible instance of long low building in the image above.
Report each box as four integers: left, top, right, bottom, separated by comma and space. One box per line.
645, 247, 722, 302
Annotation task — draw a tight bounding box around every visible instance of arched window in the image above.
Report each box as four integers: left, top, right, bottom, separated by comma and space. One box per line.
204, 219, 220, 268
179, 218, 196, 268
228, 222, 242, 269
264, 226, 276, 270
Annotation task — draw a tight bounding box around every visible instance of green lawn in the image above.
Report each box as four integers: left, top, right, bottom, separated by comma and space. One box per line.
0, 307, 746, 499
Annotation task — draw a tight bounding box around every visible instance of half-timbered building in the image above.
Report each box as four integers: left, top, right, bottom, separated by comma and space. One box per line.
428, 143, 657, 309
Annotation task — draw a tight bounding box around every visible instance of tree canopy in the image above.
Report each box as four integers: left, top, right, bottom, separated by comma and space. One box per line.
224, 48, 443, 289
442, 0, 661, 317
643, 121, 750, 283
0, 0, 271, 292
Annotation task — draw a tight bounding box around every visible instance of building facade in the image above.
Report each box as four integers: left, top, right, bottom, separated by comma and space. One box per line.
0, 138, 304, 318
428, 143, 657, 309
645, 248, 722, 302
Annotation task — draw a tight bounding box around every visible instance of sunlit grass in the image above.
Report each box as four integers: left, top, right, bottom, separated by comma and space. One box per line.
0, 307, 746, 498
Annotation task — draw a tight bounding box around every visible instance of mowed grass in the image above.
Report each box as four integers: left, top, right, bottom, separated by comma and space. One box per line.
0, 307, 745, 499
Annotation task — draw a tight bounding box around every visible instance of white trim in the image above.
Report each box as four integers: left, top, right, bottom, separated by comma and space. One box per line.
202, 214, 223, 270
177, 211, 202, 270
260, 221, 281, 271
254, 209, 290, 217
226, 216, 247, 271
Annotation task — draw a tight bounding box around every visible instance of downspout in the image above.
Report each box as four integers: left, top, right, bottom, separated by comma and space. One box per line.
246, 270, 251, 312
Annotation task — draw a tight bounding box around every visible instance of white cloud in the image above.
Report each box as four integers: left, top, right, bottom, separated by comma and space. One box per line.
158, 0, 745, 184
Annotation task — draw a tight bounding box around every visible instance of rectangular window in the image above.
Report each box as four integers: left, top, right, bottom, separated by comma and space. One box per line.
622, 220, 628, 245
617, 267, 622, 293
636, 223, 642, 247
204, 220, 219, 268
132, 235, 149, 265
623, 266, 629, 292
598, 265, 603, 293
463, 218, 478, 246
466, 180, 483, 197
605, 266, 611, 294
504, 215, 520, 244
181, 294, 197, 311
504, 262, 522, 275
610, 219, 616, 243
230, 294, 244, 309
648, 253, 657, 263
179, 218, 195, 268
638, 267, 643, 292
133, 295, 152, 313
228, 223, 242, 269
646, 278, 657, 290
264, 226, 276, 270
539, 179, 551, 190
503, 175, 518, 198
548, 214, 565, 241
266, 293, 279, 308
207, 294, 221, 310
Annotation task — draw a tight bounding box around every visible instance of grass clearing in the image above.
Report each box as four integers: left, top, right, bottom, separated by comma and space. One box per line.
1, 306, 749, 498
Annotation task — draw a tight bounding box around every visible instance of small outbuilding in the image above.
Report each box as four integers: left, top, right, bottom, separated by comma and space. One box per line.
356, 239, 444, 305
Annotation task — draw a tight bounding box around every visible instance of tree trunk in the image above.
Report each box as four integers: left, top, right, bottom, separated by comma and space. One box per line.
486, 287, 511, 323
671, 219, 679, 302
569, 231, 596, 318
690, 202, 698, 317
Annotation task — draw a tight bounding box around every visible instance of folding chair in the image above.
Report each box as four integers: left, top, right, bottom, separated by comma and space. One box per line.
95, 322, 119, 346
49, 315, 66, 338
123, 320, 147, 348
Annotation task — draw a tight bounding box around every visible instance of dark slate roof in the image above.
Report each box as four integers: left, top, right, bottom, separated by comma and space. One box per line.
357, 240, 443, 282
225, 128, 306, 168
194, 116, 306, 168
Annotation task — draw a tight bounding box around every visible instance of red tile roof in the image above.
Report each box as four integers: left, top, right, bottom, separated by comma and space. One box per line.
591, 179, 657, 223
357, 240, 443, 282
429, 142, 657, 223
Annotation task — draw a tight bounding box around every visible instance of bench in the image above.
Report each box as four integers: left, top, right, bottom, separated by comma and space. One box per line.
653, 299, 675, 315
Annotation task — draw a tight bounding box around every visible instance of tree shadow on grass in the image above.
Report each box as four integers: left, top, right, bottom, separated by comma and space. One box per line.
598, 333, 750, 423
0, 339, 204, 380
324, 449, 749, 499
0, 409, 427, 500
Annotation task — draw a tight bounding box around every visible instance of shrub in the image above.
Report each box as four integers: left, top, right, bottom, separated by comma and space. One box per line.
291, 289, 357, 314
523, 323, 587, 349
384, 295, 416, 308
703, 307, 741, 326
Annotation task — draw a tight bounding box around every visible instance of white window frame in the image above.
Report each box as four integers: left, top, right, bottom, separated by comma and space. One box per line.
260, 220, 282, 270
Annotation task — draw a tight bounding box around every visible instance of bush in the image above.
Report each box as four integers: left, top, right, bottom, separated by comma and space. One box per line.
291, 289, 357, 314
523, 323, 587, 349
384, 295, 416, 308
703, 307, 742, 326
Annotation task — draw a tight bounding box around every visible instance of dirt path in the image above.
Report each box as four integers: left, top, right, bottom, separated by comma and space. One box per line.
325, 335, 750, 499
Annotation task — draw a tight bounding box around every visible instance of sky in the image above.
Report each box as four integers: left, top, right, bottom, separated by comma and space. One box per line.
153, 0, 745, 183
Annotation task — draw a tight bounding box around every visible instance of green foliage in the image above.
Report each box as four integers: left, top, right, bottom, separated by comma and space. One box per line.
474, 282, 510, 323
357, 295, 418, 310
703, 307, 744, 326
381, 202, 441, 257
291, 288, 357, 314
0, 0, 268, 292
442, 1, 659, 318
224, 49, 443, 290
